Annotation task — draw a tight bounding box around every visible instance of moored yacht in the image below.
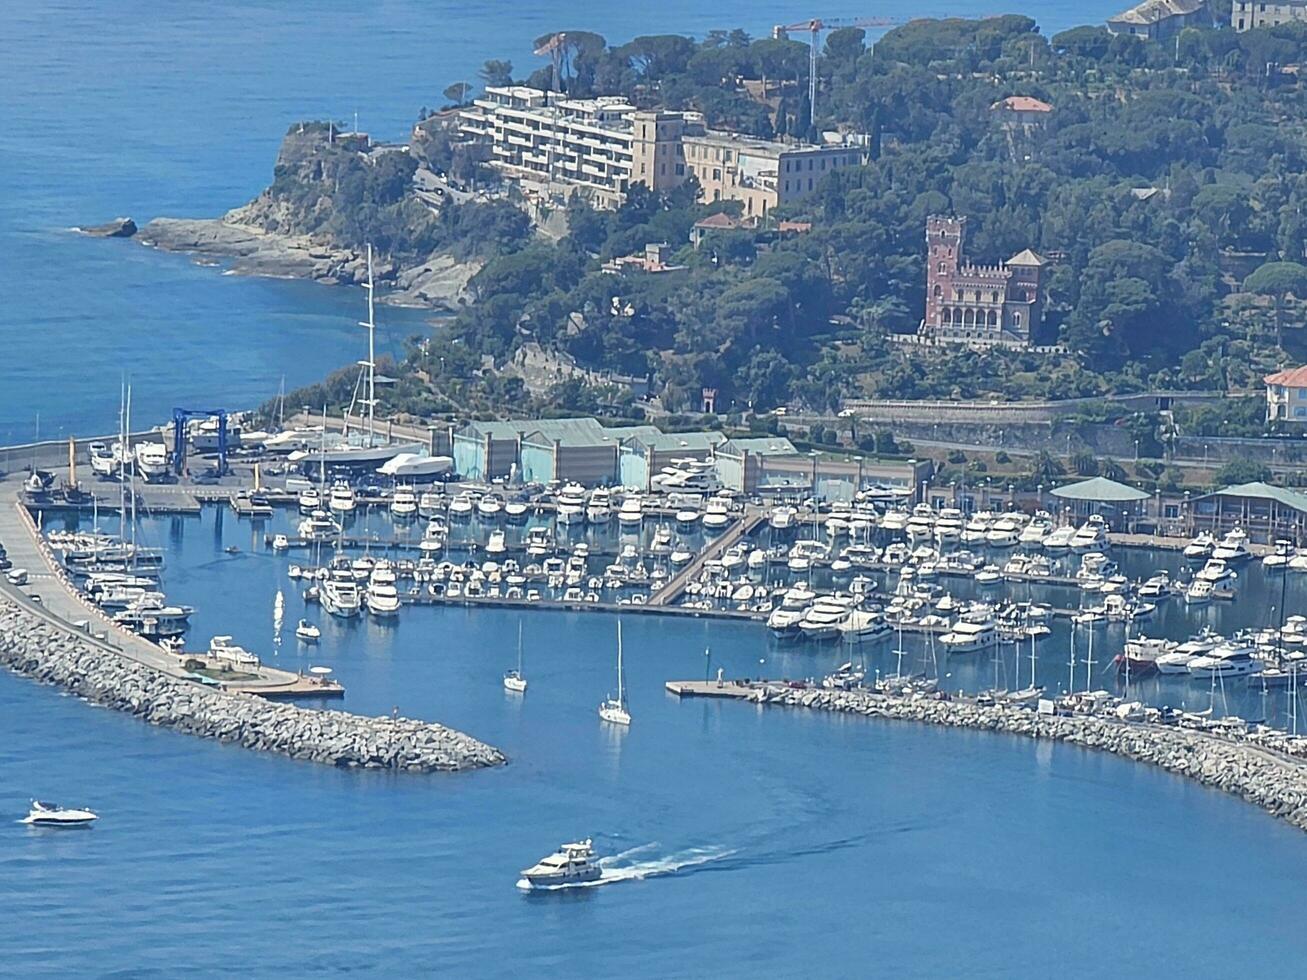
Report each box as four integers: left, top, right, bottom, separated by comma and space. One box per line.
769, 505, 797, 532
906, 504, 936, 542
297, 486, 322, 513
960, 511, 993, 546
390, 486, 418, 519
1187, 640, 1262, 680
702, 496, 732, 530
448, 492, 474, 520
1156, 631, 1220, 673
1042, 522, 1076, 553
1070, 515, 1109, 552
328, 480, 357, 514
554, 484, 586, 525
298, 509, 341, 542
320, 567, 362, 618
617, 495, 644, 528
586, 488, 612, 525
1018, 511, 1053, 546
1211, 527, 1251, 563
933, 508, 964, 544
1183, 531, 1216, 561
940, 617, 999, 654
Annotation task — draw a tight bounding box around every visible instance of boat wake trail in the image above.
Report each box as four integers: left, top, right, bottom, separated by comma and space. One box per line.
516, 843, 737, 892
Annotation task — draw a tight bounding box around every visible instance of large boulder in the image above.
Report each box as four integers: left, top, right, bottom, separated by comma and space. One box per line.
80, 217, 137, 238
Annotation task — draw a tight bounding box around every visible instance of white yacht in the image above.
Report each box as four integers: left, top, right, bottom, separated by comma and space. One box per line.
517, 839, 602, 889
208, 635, 260, 668
418, 490, 444, 518
617, 495, 644, 528
1138, 571, 1172, 599
767, 606, 805, 639
1156, 632, 1220, 673
940, 618, 998, 654
837, 607, 891, 640
650, 457, 722, 495
1264, 539, 1297, 571
906, 504, 936, 542
486, 529, 507, 556
598, 622, 631, 726
390, 486, 418, 519
933, 508, 964, 544
586, 488, 613, 525
1042, 523, 1076, 553
880, 508, 909, 534
1183, 531, 1216, 561
377, 452, 453, 480
504, 499, 529, 522
366, 566, 401, 617
298, 509, 341, 542
297, 486, 322, 513
320, 568, 362, 618
89, 442, 118, 478
797, 596, 855, 642
769, 505, 797, 532
328, 480, 357, 514
134, 441, 170, 480
1195, 558, 1236, 585
1187, 640, 1263, 680
1018, 511, 1053, 546
554, 484, 586, 525
1184, 578, 1216, 605
1070, 515, 1109, 552
702, 497, 732, 530
985, 513, 1023, 548
295, 619, 320, 642
113, 595, 193, 639
1211, 528, 1251, 563
960, 511, 993, 545
22, 800, 98, 827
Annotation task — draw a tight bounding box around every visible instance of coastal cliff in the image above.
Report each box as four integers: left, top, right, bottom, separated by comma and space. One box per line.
120, 122, 487, 311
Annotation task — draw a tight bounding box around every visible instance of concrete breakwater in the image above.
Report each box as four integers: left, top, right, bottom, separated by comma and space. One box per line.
715, 683, 1307, 832
0, 597, 505, 773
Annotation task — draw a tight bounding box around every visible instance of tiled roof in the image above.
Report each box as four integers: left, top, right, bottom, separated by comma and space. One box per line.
693, 212, 741, 230
1110, 0, 1203, 26
993, 96, 1052, 113
1265, 366, 1307, 388
1006, 248, 1048, 267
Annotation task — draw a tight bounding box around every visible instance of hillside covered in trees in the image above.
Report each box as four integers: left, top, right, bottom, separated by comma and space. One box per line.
287, 16, 1307, 416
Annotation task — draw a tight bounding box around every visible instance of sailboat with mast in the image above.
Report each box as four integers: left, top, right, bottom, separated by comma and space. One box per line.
292, 245, 422, 467
598, 622, 631, 726
504, 620, 527, 693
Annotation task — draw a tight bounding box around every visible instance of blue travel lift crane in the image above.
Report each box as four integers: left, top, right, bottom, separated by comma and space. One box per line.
172, 407, 229, 476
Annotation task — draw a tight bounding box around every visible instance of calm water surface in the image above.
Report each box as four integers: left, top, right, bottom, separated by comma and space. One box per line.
10, 3, 1304, 978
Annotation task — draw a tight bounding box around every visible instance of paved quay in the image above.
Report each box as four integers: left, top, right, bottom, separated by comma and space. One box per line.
668, 679, 1307, 833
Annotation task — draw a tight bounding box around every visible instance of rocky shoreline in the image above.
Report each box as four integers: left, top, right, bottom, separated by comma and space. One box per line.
0, 595, 505, 772
751, 684, 1307, 832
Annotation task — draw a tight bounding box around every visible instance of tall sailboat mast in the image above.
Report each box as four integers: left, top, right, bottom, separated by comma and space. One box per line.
358, 243, 377, 447
617, 621, 625, 705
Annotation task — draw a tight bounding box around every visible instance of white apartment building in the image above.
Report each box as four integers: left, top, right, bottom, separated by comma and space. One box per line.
457, 85, 863, 216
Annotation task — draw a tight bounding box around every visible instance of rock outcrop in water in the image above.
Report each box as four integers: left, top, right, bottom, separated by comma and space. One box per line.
751, 684, 1307, 832
79, 217, 137, 238
0, 596, 505, 772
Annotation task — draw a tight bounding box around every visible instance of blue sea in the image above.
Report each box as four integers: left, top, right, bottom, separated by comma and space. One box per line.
10, 3, 1307, 978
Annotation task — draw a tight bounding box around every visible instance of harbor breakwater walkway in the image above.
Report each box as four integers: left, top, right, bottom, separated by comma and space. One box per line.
669, 680, 1307, 833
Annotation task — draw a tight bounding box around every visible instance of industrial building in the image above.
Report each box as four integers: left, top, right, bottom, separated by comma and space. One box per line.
452, 417, 610, 482
617, 430, 726, 491
1188, 482, 1307, 543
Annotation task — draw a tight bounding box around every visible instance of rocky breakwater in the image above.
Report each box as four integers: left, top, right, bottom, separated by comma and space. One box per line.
754, 685, 1307, 832
0, 597, 504, 772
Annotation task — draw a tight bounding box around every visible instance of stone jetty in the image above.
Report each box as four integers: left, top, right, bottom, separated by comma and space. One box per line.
690, 681, 1307, 832
0, 596, 505, 772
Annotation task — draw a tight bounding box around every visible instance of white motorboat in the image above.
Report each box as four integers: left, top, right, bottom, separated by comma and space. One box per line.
586, 488, 613, 525
390, 486, 418, 519
320, 568, 362, 618
933, 507, 964, 543
366, 577, 401, 617
113, 594, 193, 639
1264, 539, 1297, 571
208, 635, 260, 668
328, 480, 357, 514
1183, 531, 1215, 561
1157, 631, 1221, 673
1188, 641, 1263, 680
702, 497, 732, 530
617, 495, 644, 527
1195, 558, 1236, 585
598, 622, 631, 726
1184, 578, 1215, 605
1018, 511, 1052, 546
486, 529, 507, 556
134, 441, 170, 480
1138, 571, 1172, 599
769, 505, 797, 531
478, 493, 505, 520
767, 606, 805, 638
517, 839, 602, 889
418, 490, 444, 518
837, 607, 890, 640
271, 533, 290, 551
941, 618, 998, 653
1070, 515, 1109, 552
448, 493, 475, 520
89, 441, 118, 478
984, 514, 1022, 548
906, 504, 936, 542
670, 545, 694, 566
1042, 523, 1076, 553
297, 509, 341, 542
504, 500, 529, 522
297, 487, 322, 513
295, 619, 320, 642
960, 511, 993, 545
377, 452, 453, 480
1211, 528, 1251, 563
797, 596, 855, 641
22, 800, 98, 827
548, 483, 582, 524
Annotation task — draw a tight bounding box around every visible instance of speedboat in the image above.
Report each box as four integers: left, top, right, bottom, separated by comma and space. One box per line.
517, 839, 603, 889
22, 800, 98, 827
1211, 528, 1251, 563
271, 533, 290, 551
295, 619, 320, 642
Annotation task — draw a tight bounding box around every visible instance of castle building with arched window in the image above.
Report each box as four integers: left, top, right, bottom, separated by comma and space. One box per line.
921, 215, 1047, 346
